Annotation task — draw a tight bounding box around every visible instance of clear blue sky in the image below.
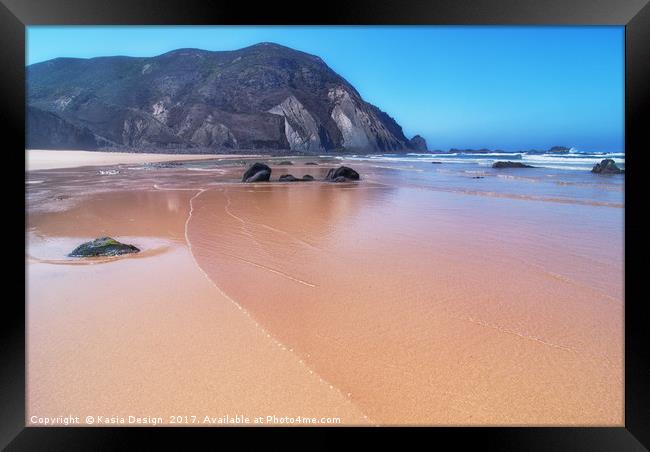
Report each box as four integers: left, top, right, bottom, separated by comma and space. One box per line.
27, 26, 624, 152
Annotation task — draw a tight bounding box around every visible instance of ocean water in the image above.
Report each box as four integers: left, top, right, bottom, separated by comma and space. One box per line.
346, 150, 625, 170
332, 151, 624, 208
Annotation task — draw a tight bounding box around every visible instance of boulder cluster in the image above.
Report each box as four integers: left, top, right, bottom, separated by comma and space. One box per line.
71, 163, 362, 258
242, 163, 360, 183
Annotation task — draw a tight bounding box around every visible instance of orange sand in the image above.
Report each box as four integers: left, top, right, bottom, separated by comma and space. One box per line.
26, 159, 624, 426
27, 188, 369, 426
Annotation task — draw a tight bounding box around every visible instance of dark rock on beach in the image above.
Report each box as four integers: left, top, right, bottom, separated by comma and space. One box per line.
492, 161, 534, 169
431, 161, 442, 164
325, 166, 360, 182
332, 176, 347, 183
279, 174, 315, 182
278, 161, 294, 165
305, 162, 319, 165
69, 237, 140, 257
591, 159, 624, 174
242, 162, 272, 182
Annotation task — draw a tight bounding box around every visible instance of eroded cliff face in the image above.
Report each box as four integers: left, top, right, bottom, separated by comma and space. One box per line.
265, 88, 409, 153
327, 87, 408, 152
268, 95, 323, 152
27, 43, 425, 153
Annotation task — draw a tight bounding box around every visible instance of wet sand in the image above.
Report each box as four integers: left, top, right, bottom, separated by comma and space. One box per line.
26, 157, 624, 426
27, 187, 368, 426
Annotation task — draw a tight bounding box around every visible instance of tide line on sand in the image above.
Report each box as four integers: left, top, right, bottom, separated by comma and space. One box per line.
223, 190, 322, 252
181, 187, 371, 423
216, 251, 317, 288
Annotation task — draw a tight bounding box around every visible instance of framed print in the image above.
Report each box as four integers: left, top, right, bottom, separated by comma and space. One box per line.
2, 0, 649, 449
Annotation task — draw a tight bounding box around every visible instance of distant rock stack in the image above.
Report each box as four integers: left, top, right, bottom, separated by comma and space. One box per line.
409, 135, 428, 152
548, 146, 571, 153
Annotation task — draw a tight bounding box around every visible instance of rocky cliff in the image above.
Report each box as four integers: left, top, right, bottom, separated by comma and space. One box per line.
27, 42, 426, 153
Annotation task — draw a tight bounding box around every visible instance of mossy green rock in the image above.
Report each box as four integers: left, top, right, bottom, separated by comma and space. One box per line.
69, 237, 140, 257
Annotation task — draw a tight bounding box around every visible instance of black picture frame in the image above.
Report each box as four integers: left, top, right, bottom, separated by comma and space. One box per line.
3, 0, 648, 449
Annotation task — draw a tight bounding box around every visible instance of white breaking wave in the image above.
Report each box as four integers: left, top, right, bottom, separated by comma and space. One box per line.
340, 152, 625, 172
522, 155, 624, 164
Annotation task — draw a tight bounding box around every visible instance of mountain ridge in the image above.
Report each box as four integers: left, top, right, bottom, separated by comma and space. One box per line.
27, 42, 427, 154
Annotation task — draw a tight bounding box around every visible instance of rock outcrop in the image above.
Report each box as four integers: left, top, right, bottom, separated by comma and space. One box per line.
492, 161, 534, 169
278, 174, 300, 182
68, 237, 140, 257
27, 43, 426, 153
242, 162, 272, 182
268, 96, 323, 152
591, 159, 624, 174
409, 135, 428, 151
525, 146, 571, 155
325, 166, 360, 181
278, 174, 314, 182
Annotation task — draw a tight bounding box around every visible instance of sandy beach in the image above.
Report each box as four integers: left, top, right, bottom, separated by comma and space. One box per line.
26, 150, 624, 426
26, 149, 259, 171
